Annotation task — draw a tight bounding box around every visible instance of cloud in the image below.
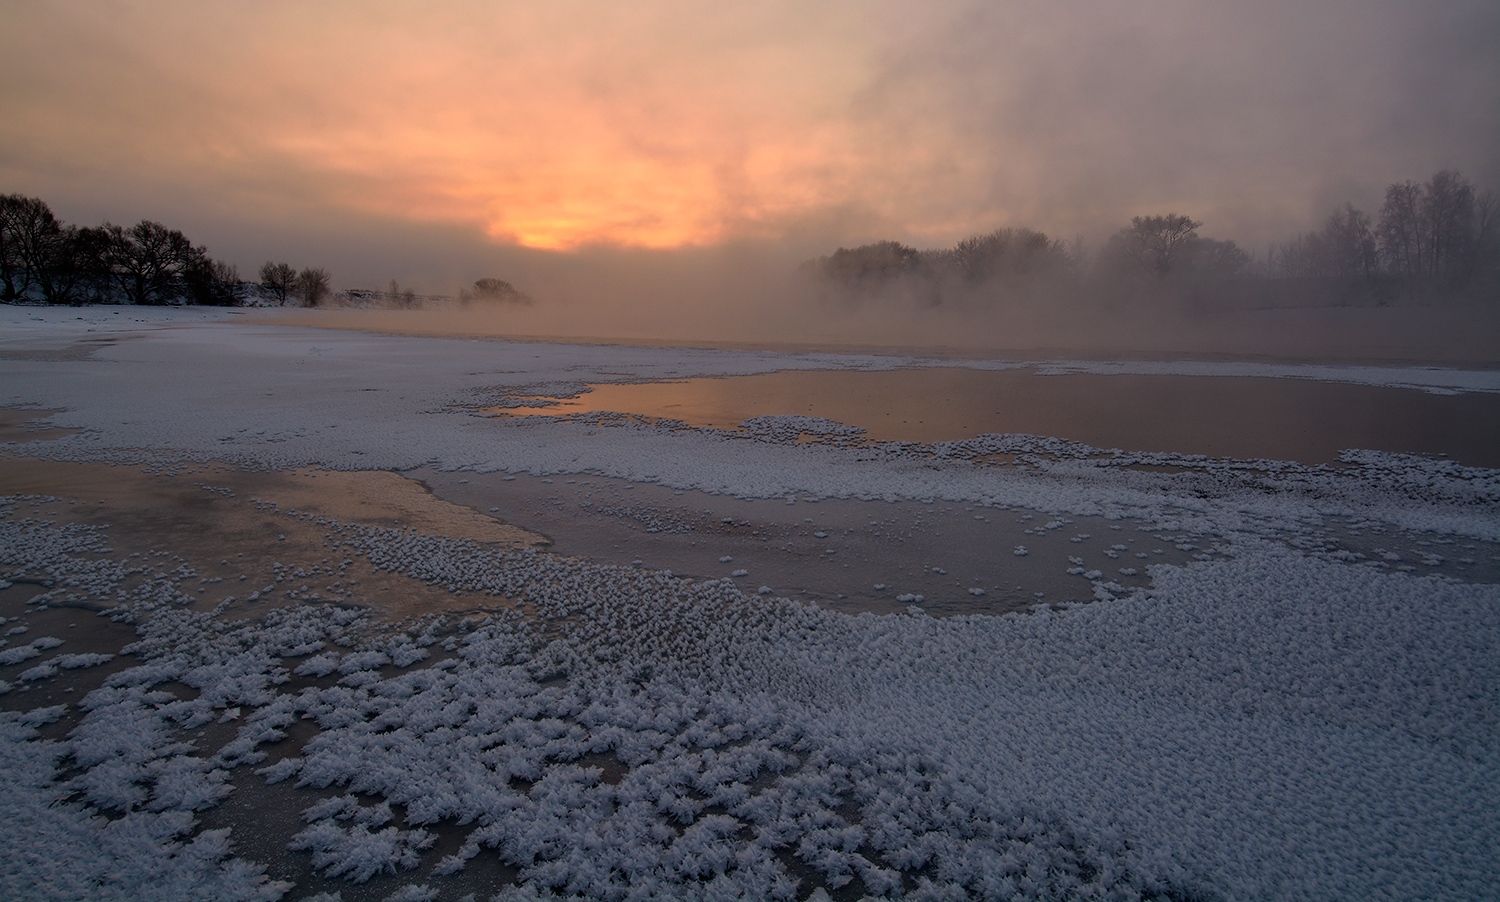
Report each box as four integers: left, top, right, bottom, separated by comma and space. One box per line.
2, 1, 876, 251
1, 0, 1495, 281
843, 0, 1500, 247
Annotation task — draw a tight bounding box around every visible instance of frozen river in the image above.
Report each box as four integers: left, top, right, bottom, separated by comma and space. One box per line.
1, 305, 1497, 901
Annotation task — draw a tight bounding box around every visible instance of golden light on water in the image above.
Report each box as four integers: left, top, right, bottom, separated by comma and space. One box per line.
474, 369, 1500, 467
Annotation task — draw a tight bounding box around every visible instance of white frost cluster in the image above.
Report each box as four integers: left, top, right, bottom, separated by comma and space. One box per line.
7, 500, 1491, 899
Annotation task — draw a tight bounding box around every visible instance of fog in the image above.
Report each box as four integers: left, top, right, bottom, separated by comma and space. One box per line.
270, 251, 1500, 366
3, 0, 1498, 359
844, 0, 1500, 249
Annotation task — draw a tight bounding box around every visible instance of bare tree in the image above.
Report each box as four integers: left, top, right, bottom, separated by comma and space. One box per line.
471, 278, 531, 304
109, 220, 200, 305
388, 278, 417, 308
1267, 230, 1316, 278
948, 228, 1071, 282
39, 225, 114, 305
1269, 204, 1376, 281
186, 258, 241, 306
1475, 189, 1499, 276
1324, 204, 1378, 279
0, 196, 22, 301
0, 194, 60, 302
1179, 237, 1251, 280
3, 195, 244, 306
1421, 169, 1476, 281
1268, 231, 1328, 278
259, 261, 297, 306
1126, 214, 1201, 277
295, 267, 331, 306
815, 242, 926, 287
1379, 181, 1424, 277
1377, 170, 1485, 285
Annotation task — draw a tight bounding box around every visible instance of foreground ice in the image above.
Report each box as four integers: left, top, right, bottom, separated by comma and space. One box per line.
1, 308, 1497, 900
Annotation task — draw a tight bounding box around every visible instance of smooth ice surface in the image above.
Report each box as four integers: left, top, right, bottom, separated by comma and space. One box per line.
2, 307, 1498, 900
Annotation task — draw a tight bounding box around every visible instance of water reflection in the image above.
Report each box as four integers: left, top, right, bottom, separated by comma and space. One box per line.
480, 368, 1500, 467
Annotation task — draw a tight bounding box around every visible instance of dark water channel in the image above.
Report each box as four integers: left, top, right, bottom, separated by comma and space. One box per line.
491, 368, 1500, 468
437, 366, 1500, 615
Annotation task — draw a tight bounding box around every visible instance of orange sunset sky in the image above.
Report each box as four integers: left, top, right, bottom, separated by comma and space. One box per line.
2, 0, 1496, 293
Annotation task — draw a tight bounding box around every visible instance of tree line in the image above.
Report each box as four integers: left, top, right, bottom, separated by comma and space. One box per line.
809, 229, 1077, 305
339, 278, 532, 309
0, 194, 241, 306
0, 193, 347, 308
805, 214, 1257, 307
1, 191, 537, 310
808, 169, 1498, 308
1267, 170, 1496, 286
257, 261, 331, 307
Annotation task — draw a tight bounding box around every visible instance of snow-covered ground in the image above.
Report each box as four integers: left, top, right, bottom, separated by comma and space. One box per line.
1, 305, 1497, 901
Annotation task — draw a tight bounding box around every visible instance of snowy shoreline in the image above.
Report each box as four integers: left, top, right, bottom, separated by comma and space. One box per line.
1, 306, 1497, 900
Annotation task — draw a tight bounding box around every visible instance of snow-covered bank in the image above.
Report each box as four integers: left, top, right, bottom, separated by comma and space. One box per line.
2, 307, 1498, 900
2, 308, 1497, 541
3, 497, 1496, 900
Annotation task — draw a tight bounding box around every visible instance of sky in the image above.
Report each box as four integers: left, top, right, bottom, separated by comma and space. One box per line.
2, 0, 1497, 297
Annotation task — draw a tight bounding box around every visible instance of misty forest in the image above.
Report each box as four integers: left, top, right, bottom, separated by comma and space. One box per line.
3, 3, 1500, 902
7, 167, 1496, 315
808, 169, 1498, 311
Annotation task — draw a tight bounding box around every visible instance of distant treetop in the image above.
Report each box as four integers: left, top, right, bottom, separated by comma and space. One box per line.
461, 278, 531, 306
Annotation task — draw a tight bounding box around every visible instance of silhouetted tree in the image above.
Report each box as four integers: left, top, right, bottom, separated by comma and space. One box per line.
2, 195, 246, 306
1421, 170, 1476, 282
39, 225, 115, 305
1325, 204, 1378, 280
259, 261, 297, 305
1177, 237, 1251, 280
1378, 181, 1423, 277
818, 241, 924, 284
296, 267, 331, 306
1, 198, 119, 305
387, 279, 418, 308
108, 220, 201, 305
1475, 190, 1499, 279
805, 240, 942, 305
0, 194, 59, 302
460, 277, 531, 305
1267, 231, 1327, 279
185, 258, 241, 306
806, 229, 1083, 308
947, 228, 1072, 282
0, 196, 22, 300
1123, 214, 1201, 277
1270, 204, 1376, 280
1377, 169, 1488, 287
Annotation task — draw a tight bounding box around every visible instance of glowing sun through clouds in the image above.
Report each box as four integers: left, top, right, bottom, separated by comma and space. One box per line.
2, 0, 1495, 256
235, 2, 872, 250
